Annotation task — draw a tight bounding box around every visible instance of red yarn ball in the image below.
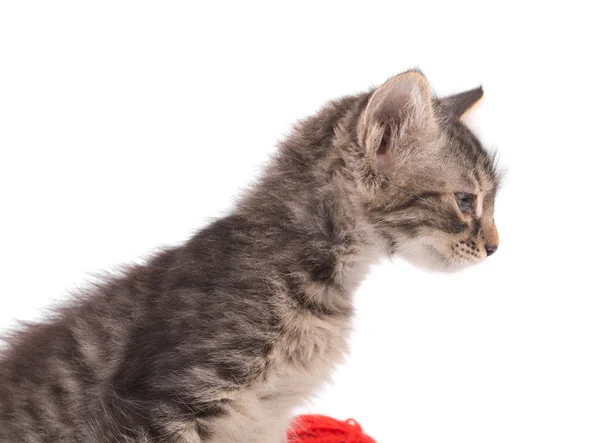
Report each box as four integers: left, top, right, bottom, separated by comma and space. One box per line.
287, 414, 376, 443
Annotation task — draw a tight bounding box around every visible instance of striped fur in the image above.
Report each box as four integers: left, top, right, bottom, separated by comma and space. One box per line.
0, 70, 500, 442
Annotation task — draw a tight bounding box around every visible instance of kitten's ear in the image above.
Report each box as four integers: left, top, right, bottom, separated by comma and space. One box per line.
358, 70, 436, 169
438, 86, 484, 118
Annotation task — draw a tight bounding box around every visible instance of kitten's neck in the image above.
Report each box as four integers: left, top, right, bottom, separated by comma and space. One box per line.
233, 92, 384, 309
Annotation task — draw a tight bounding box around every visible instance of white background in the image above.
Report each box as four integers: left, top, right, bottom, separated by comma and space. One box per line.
1, 2, 599, 442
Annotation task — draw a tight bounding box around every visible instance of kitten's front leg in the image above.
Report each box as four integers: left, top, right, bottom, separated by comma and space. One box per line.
249, 428, 287, 443
207, 412, 289, 443
207, 429, 286, 443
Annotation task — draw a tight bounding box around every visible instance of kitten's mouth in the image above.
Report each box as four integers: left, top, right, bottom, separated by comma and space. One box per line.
450, 250, 485, 268
427, 245, 481, 271
450, 244, 486, 265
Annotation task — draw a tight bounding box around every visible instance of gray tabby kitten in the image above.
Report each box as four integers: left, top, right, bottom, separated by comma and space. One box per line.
0, 70, 500, 442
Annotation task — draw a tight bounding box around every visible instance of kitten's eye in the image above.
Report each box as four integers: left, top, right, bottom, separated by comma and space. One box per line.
455, 193, 474, 213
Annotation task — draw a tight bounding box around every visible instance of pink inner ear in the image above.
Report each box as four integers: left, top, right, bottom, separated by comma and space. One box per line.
375, 149, 394, 172
376, 125, 392, 156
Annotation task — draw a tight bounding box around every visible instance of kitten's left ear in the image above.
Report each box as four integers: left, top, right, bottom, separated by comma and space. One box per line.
438, 86, 484, 118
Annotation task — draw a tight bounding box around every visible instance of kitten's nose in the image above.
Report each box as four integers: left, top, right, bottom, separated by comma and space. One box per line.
485, 244, 498, 256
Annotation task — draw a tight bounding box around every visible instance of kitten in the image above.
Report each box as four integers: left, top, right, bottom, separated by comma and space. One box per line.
0, 70, 500, 442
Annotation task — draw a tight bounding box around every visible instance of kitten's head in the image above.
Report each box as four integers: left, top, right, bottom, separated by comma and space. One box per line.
356, 70, 501, 272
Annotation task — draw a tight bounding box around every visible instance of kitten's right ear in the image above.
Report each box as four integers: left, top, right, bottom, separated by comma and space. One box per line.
358, 71, 437, 171
438, 86, 484, 118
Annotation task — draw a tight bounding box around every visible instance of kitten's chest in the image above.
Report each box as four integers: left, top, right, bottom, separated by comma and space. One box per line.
264, 309, 353, 401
